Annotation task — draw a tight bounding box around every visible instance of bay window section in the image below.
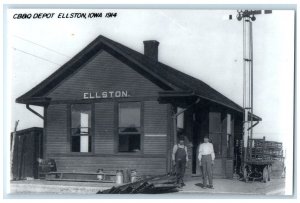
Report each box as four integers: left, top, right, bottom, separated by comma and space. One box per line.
71, 104, 92, 153
118, 102, 141, 153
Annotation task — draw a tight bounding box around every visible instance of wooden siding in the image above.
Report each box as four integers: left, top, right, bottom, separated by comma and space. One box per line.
46, 104, 68, 155
48, 156, 166, 175
225, 159, 234, 179
144, 101, 168, 135
144, 136, 167, 155
143, 101, 168, 155
212, 159, 224, 178
46, 51, 163, 100
209, 112, 222, 157
94, 102, 114, 154
45, 101, 169, 174
43, 50, 170, 175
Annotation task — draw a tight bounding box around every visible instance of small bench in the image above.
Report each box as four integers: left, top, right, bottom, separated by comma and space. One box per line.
46, 171, 117, 183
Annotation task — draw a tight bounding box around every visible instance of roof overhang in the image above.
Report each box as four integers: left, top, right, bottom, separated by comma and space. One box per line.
16, 97, 51, 106
158, 90, 198, 106
158, 91, 262, 121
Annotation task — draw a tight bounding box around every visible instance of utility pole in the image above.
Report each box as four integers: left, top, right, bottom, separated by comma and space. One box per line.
231, 10, 272, 177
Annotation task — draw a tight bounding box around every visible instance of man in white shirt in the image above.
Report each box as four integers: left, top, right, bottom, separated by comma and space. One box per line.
198, 136, 215, 189
172, 136, 188, 187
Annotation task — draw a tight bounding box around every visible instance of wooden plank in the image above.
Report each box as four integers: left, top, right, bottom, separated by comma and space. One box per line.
46, 178, 115, 183
48, 172, 116, 175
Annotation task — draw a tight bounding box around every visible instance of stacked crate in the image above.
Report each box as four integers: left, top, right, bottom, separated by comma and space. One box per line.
265, 141, 283, 161
248, 137, 283, 162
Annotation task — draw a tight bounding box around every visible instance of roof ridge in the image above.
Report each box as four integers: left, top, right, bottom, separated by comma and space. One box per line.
100, 36, 243, 111
15, 35, 261, 120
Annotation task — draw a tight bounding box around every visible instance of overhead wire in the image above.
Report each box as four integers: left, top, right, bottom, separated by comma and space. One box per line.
13, 35, 71, 58
12, 47, 62, 66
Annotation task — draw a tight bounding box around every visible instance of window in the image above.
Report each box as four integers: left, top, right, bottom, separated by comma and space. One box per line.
71, 104, 92, 152
118, 102, 141, 152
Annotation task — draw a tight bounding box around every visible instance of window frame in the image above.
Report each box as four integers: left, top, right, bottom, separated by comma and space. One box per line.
115, 101, 144, 154
68, 103, 95, 154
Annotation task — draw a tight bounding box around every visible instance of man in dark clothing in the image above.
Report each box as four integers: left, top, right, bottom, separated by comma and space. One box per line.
172, 136, 188, 187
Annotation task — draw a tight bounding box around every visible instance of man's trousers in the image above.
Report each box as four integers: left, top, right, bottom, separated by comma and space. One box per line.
201, 154, 213, 187
175, 160, 186, 184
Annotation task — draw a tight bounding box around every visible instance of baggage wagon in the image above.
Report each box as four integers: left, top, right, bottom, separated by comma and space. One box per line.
242, 137, 283, 182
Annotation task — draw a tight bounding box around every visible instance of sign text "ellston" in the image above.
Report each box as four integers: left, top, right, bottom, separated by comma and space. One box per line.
83, 91, 130, 99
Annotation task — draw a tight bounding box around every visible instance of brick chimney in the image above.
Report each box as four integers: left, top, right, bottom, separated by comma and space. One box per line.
143, 40, 159, 61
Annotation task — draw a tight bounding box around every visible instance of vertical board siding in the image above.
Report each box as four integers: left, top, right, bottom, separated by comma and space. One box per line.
144, 101, 168, 155
94, 102, 114, 154
47, 51, 163, 100
46, 104, 68, 154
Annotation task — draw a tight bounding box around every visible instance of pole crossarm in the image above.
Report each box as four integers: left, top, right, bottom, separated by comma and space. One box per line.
230, 10, 272, 177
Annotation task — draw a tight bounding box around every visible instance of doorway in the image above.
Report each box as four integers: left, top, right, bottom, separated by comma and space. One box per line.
191, 110, 208, 175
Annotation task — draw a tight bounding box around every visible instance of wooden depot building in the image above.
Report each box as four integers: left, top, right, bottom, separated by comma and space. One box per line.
16, 35, 261, 178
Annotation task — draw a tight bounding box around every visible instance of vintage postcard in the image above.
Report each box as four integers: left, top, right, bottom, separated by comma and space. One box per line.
3, 6, 295, 198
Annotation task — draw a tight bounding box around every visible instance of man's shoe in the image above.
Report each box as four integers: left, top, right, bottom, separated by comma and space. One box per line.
202, 186, 207, 189
181, 183, 186, 187
208, 185, 214, 189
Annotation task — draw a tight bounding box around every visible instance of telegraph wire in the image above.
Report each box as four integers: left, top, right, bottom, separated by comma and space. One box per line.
13, 35, 71, 58
13, 47, 62, 66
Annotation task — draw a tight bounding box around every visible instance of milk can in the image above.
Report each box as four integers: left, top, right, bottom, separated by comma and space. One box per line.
97, 169, 104, 181
116, 170, 123, 184
130, 169, 137, 183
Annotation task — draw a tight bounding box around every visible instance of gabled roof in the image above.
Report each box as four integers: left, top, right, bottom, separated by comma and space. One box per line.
16, 35, 261, 121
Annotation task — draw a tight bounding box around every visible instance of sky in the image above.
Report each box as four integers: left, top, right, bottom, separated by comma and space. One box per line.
6, 9, 294, 152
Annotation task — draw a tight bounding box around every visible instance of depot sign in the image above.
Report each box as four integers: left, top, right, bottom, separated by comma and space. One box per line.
83, 91, 130, 99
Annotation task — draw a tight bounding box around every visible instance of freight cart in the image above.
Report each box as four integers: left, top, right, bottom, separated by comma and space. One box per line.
242, 137, 283, 183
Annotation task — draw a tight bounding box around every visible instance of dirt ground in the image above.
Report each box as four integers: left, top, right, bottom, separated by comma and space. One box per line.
179, 177, 286, 195
8, 176, 286, 196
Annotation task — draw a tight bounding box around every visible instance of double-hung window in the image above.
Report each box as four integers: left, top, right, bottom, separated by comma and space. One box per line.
118, 102, 141, 153
71, 104, 92, 153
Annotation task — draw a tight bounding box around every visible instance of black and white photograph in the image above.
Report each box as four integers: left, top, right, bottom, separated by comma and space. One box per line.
3, 5, 295, 198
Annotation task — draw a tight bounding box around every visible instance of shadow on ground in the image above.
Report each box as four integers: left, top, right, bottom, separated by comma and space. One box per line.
195, 183, 204, 188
